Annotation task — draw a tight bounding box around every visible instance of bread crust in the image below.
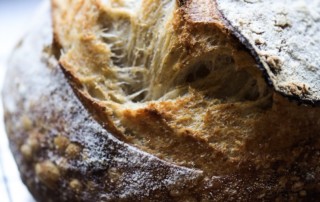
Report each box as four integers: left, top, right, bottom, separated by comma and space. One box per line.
3, 5, 202, 201
4, 0, 320, 201
216, 0, 320, 105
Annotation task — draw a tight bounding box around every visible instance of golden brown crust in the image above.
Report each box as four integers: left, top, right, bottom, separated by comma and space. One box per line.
4, 0, 320, 201
3, 7, 202, 201
52, 0, 268, 170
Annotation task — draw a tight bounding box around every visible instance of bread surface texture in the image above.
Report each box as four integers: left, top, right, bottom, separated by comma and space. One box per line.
217, 0, 320, 104
3, 0, 320, 201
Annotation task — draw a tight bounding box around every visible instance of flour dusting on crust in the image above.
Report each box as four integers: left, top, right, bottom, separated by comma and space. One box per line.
216, 0, 320, 103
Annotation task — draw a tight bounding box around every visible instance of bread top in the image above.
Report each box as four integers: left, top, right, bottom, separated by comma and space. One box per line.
51, 0, 320, 175
53, 0, 320, 105
3, 5, 202, 200
4, 0, 320, 200
217, 0, 320, 104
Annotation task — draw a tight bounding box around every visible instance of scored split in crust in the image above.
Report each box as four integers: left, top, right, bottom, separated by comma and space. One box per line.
52, 0, 320, 174
4, 0, 320, 200
52, 0, 270, 174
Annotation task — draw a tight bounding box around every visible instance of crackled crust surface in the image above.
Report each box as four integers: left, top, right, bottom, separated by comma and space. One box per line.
3, 0, 320, 201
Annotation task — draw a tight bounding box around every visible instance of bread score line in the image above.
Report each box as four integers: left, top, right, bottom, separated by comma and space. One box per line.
52, 0, 320, 176
53, 0, 320, 107
3, 0, 320, 201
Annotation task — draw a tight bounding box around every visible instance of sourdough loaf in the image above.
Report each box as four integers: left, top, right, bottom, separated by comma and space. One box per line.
3, 0, 320, 201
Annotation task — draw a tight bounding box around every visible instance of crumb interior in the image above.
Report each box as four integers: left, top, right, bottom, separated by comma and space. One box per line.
53, 0, 320, 175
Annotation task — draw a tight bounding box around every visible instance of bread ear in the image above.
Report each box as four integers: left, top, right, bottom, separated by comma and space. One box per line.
4, 0, 320, 201
3, 2, 203, 201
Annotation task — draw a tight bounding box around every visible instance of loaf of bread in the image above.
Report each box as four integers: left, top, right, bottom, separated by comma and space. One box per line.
3, 0, 320, 201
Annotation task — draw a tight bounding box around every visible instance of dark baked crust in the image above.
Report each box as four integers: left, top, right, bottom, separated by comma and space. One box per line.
4, 1, 320, 201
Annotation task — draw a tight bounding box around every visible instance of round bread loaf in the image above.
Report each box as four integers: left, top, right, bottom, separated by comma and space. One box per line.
3, 0, 320, 201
